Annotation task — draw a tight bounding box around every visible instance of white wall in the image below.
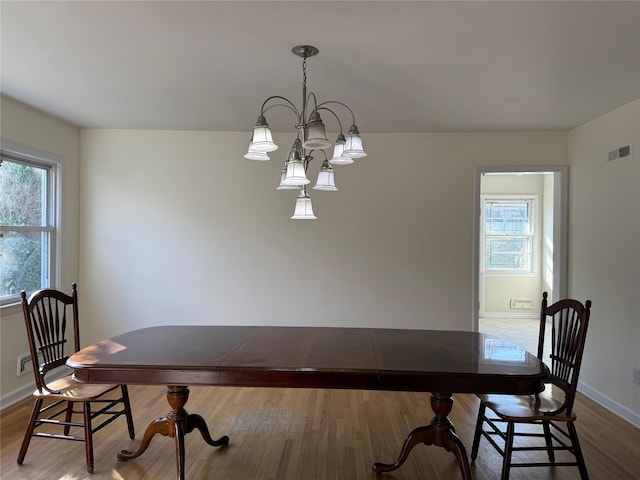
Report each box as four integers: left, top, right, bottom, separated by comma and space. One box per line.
0, 95, 81, 406
78, 130, 566, 347
4, 96, 638, 429
568, 99, 640, 426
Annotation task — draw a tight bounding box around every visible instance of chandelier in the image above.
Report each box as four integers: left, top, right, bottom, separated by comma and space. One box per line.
244, 45, 366, 220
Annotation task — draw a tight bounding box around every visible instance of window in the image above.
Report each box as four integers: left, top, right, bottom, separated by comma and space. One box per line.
482, 196, 536, 273
0, 151, 58, 306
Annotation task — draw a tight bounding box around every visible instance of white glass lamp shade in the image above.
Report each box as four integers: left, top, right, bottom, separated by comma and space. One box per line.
313, 160, 338, 191
281, 150, 310, 186
276, 164, 301, 190
244, 139, 270, 160
250, 116, 278, 153
291, 190, 317, 220
343, 124, 367, 158
329, 134, 354, 165
302, 111, 332, 150
244, 150, 270, 160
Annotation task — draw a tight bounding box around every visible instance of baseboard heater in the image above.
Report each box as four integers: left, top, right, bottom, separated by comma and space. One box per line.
510, 298, 535, 310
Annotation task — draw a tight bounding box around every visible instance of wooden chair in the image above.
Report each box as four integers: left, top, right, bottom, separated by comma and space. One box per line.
471, 292, 591, 479
17, 283, 135, 473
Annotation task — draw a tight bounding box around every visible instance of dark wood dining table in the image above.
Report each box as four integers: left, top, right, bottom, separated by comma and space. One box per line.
67, 325, 547, 480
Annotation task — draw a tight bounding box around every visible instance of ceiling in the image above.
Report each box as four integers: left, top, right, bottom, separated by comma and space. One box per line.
2, 1, 639, 133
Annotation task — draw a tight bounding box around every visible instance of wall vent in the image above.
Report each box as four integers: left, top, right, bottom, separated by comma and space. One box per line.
510, 298, 535, 310
608, 144, 631, 161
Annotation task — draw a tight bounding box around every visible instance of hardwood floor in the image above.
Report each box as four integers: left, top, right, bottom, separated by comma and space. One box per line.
1, 385, 638, 479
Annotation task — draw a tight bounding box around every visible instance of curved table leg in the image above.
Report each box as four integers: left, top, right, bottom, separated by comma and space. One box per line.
185, 411, 230, 447
117, 416, 171, 460
117, 386, 229, 480
373, 392, 471, 480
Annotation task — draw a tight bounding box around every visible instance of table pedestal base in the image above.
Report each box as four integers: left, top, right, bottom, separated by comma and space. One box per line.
117, 386, 228, 480
373, 392, 471, 480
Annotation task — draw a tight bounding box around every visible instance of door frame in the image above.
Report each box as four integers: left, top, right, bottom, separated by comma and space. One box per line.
471, 165, 568, 332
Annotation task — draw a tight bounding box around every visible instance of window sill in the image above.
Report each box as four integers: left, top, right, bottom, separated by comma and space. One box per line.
1, 302, 22, 316
483, 271, 538, 278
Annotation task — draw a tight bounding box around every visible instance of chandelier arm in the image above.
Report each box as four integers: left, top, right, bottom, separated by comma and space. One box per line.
305, 92, 321, 121
260, 95, 301, 122
303, 148, 324, 157
315, 100, 357, 126
316, 106, 344, 134
302, 149, 329, 170
262, 102, 300, 119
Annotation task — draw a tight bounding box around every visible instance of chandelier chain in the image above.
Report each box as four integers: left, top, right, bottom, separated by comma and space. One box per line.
303, 56, 307, 91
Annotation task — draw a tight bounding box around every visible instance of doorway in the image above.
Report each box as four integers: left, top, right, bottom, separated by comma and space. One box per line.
472, 166, 568, 352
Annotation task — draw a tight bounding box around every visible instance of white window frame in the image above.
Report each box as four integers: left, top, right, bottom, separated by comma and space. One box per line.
0, 145, 61, 307
480, 195, 538, 276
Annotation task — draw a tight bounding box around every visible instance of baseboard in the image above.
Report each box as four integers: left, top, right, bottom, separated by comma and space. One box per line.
579, 382, 640, 428
1, 369, 69, 410
481, 312, 539, 320
0, 383, 34, 410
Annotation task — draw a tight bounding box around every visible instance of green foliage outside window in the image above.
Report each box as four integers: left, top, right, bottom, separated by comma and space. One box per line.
0, 159, 49, 298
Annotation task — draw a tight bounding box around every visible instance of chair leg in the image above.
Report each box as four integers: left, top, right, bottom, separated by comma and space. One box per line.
120, 385, 135, 439
567, 422, 589, 479
500, 421, 515, 480
542, 420, 555, 462
64, 400, 74, 436
17, 398, 42, 465
470, 402, 486, 461
83, 402, 95, 473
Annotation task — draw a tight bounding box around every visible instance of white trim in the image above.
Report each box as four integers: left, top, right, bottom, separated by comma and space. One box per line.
0, 139, 64, 167
0, 140, 64, 305
0, 369, 70, 410
472, 166, 568, 331
579, 382, 640, 428
481, 312, 539, 320
0, 383, 35, 410
1, 302, 21, 315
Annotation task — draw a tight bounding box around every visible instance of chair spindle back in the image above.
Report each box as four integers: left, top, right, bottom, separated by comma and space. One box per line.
538, 291, 591, 415
21, 283, 80, 394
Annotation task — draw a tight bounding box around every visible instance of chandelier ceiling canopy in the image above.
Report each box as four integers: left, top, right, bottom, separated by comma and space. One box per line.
244, 45, 366, 220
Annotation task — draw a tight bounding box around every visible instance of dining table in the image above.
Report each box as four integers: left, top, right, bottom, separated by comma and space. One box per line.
67, 325, 547, 480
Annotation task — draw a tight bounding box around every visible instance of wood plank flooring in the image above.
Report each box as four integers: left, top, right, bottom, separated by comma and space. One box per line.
1, 385, 638, 479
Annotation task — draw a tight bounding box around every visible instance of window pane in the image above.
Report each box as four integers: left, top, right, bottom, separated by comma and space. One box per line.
0, 160, 46, 227
486, 237, 531, 269
485, 202, 530, 235
0, 230, 49, 297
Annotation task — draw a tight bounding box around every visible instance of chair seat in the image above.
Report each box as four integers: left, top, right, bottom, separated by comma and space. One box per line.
478, 387, 576, 422
33, 374, 119, 402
